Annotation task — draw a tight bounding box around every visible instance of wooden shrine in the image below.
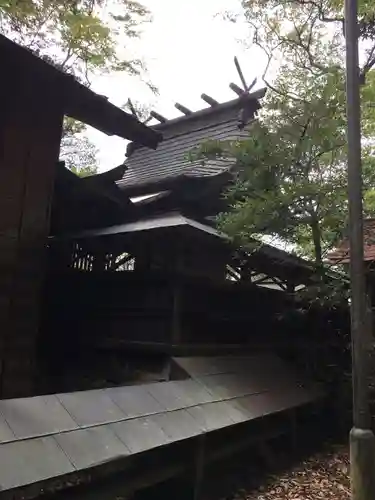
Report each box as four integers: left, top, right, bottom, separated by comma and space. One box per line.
35, 84, 349, 394
0, 49, 350, 499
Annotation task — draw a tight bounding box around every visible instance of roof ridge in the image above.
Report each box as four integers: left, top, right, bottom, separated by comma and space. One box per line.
125, 88, 265, 157
121, 90, 265, 190
150, 88, 266, 132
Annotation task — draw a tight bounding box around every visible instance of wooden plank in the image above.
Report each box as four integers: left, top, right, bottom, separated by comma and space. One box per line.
0, 102, 32, 376
0, 92, 63, 398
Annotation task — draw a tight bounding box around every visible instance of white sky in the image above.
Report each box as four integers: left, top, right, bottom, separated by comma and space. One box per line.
87, 0, 267, 172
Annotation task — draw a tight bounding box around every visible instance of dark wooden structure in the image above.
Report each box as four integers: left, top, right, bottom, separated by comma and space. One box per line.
118, 88, 265, 218
115, 86, 325, 293
39, 210, 348, 395
39, 87, 349, 393
0, 34, 161, 398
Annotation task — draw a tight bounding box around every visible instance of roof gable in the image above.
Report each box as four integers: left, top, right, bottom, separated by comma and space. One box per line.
118, 89, 265, 193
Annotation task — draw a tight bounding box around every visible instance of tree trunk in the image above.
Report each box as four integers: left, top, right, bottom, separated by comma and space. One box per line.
310, 218, 323, 268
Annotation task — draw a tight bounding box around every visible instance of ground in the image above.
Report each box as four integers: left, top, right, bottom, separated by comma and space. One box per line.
232, 445, 350, 500
134, 441, 350, 500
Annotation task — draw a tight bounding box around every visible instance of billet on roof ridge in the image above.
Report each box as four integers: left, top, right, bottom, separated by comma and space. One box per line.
149, 87, 266, 131
124, 88, 266, 159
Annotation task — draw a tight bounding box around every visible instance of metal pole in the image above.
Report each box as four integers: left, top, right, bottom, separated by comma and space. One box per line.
345, 0, 370, 432
345, 0, 375, 497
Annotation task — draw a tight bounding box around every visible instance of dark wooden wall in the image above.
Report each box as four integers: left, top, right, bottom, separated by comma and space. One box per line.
39, 269, 349, 395
42, 271, 175, 346
42, 270, 348, 348
0, 87, 63, 398
179, 281, 286, 345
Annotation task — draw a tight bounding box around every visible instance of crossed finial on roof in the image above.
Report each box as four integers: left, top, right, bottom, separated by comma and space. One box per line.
126, 56, 259, 126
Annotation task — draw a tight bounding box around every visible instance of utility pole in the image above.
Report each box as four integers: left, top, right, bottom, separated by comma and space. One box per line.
345, 0, 375, 498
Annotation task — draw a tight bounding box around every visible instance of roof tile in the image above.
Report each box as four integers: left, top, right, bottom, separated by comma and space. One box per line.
0, 395, 77, 439
54, 426, 129, 470
118, 95, 260, 191
327, 219, 375, 264
0, 436, 74, 490
57, 389, 125, 427
110, 417, 171, 454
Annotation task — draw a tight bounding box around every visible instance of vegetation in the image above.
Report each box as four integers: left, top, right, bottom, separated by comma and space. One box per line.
0, 0, 153, 176
0, 0, 151, 81
59, 118, 98, 177
199, 0, 375, 269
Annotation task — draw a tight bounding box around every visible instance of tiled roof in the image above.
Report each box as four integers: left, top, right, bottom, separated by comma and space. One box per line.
0, 353, 321, 493
118, 89, 265, 193
327, 219, 375, 264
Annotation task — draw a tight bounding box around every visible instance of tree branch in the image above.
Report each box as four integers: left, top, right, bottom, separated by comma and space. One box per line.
297, 0, 344, 26
361, 43, 375, 82
251, 24, 309, 103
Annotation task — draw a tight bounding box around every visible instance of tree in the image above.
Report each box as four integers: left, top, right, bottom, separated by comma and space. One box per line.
237, 0, 375, 86
60, 118, 99, 177
0, 0, 152, 84
123, 98, 153, 122
0, 0, 156, 176
199, 0, 375, 269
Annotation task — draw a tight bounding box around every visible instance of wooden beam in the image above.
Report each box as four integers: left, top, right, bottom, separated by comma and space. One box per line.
234, 56, 248, 91
108, 253, 134, 271
84, 164, 127, 183
43, 461, 187, 500
175, 103, 192, 115
229, 82, 245, 97
150, 110, 167, 123
226, 265, 240, 281
201, 93, 219, 107
247, 76, 257, 92
251, 274, 272, 285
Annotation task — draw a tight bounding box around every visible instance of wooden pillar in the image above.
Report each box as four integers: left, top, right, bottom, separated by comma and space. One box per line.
290, 409, 298, 453
193, 435, 206, 500
92, 249, 107, 272
171, 282, 183, 345
365, 273, 373, 341
0, 91, 63, 398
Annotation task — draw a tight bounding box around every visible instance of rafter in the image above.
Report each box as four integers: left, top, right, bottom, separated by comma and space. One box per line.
175, 103, 192, 115
201, 93, 219, 107
150, 110, 167, 123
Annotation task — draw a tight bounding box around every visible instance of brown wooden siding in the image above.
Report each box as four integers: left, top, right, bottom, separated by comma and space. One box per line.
0, 92, 63, 398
